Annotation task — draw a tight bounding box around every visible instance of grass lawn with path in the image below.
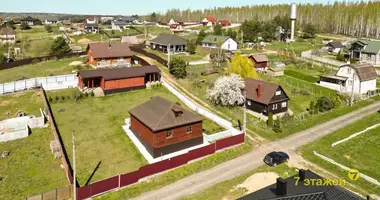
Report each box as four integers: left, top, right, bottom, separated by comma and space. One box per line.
0, 90, 67, 200
48, 86, 224, 186
0, 57, 87, 83
265, 40, 323, 56
300, 112, 380, 196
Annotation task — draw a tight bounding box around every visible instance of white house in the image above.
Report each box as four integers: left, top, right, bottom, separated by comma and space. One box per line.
44, 16, 59, 24
319, 63, 377, 94
201, 35, 238, 51
168, 18, 177, 25
112, 20, 128, 30
325, 42, 343, 54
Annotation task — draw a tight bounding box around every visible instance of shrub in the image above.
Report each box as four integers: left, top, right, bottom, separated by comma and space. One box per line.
330, 95, 342, 108
316, 96, 334, 112
84, 92, 89, 97
350, 58, 357, 64
273, 119, 282, 133
61, 95, 65, 101
49, 96, 53, 102
309, 101, 315, 114
336, 51, 345, 62
267, 112, 273, 128
299, 89, 310, 96
169, 57, 188, 79
67, 95, 71, 100
89, 91, 95, 97
55, 95, 59, 101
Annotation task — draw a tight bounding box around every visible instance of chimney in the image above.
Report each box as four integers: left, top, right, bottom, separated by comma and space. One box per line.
299, 169, 306, 181
257, 84, 262, 98
276, 178, 287, 196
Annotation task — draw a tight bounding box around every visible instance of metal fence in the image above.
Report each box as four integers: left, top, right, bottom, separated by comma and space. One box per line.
0, 74, 77, 95
25, 186, 71, 200
301, 50, 346, 67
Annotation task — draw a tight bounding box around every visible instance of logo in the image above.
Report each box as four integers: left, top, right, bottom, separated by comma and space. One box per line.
348, 169, 360, 181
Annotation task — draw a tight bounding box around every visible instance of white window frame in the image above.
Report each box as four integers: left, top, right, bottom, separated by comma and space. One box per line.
273, 104, 278, 110
247, 100, 251, 106
276, 91, 281, 96
282, 102, 287, 108
166, 130, 173, 138
186, 125, 192, 133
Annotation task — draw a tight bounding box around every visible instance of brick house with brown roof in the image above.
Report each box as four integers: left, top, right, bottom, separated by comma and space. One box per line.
86, 42, 134, 68
245, 78, 290, 115
129, 96, 204, 158
77, 65, 161, 95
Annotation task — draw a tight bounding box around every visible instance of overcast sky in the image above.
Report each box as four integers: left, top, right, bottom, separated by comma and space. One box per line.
1, 0, 365, 15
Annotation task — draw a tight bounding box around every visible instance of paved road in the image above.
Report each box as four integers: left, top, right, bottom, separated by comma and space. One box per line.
131, 101, 380, 200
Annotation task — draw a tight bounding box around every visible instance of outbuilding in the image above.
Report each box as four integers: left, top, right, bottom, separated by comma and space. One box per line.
248, 54, 269, 71
129, 96, 204, 158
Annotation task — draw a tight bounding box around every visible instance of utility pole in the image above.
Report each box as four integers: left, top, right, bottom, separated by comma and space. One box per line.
167, 43, 171, 69
72, 131, 77, 200
350, 74, 355, 106
243, 90, 247, 134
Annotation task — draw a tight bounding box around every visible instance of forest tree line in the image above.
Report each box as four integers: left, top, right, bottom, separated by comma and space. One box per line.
147, 1, 380, 38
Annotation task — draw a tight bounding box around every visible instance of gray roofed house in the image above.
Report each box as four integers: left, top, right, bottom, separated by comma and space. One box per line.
129, 96, 203, 132
349, 39, 380, 65
326, 42, 343, 53
119, 16, 137, 23
238, 169, 365, 200
150, 33, 187, 53
0, 27, 16, 44
45, 16, 59, 24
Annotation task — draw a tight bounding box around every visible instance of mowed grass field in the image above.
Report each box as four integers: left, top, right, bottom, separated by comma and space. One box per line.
300, 113, 380, 195
0, 91, 67, 199
0, 57, 87, 83
48, 86, 224, 186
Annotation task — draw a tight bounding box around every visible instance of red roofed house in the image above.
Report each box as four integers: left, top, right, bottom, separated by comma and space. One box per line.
77, 65, 161, 95
202, 17, 217, 26
129, 96, 204, 158
87, 42, 134, 68
218, 20, 231, 26
86, 17, 97, 24
248, 54, 270, 71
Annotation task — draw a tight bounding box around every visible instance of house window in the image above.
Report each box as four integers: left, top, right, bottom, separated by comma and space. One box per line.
272, 104, 278, 110
347, 68, 351, 74
276, 91, 281, 96
247, 100, 251, 106
282, 102, 287, 108
186, 126, 192, 133
118, 57, 124, 61
166, 130, 173, 138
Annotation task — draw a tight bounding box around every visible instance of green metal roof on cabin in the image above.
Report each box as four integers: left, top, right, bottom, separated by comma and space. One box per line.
202, 35, 230, 44
363, 40, 380, 54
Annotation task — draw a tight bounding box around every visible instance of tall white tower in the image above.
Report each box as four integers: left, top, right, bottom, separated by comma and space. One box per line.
290, 3, 297, 42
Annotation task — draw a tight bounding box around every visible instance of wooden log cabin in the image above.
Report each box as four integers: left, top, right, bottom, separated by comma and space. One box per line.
77, 65, 161, 95
129, 96, 204, 158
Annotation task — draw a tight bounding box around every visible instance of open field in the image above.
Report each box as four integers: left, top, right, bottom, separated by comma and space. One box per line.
265, 40, 323, 55
300, 112, 380, 195
0, 91, 67, 200
15, 25, 62, 41
48, 86, 224, 185
0, 57, 87, 83
181, 164, 295, 200
96, 138, 253, 200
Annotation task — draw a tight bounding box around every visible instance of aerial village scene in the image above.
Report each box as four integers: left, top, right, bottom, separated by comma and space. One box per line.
0, 0, 380, 200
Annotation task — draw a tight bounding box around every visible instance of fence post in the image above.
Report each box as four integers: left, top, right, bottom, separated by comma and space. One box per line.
118, 174, 121, 189
56, 188, 58, 200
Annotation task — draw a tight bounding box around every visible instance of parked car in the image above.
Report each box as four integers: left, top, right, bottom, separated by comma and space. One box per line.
264, 151, 289, 167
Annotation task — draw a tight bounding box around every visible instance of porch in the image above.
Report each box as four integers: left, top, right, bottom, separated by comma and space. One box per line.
80, 77, 102, 89
150, 43, 186, 53
319, 74, 347, 92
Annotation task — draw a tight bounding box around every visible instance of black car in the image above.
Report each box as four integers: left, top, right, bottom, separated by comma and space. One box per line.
264, 151, 289, 167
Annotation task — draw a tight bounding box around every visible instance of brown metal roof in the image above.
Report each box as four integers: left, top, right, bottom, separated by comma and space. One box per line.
249, 54, 269, 63
342, 63, 377, 81
87, 42, 133, 59
77, 65, 160, 81
129, 96, 203, 132
0, 27, 15, 35
245, 78, 288, 105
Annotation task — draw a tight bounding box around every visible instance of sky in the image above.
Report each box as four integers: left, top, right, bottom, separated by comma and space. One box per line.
0, 0, 362, 15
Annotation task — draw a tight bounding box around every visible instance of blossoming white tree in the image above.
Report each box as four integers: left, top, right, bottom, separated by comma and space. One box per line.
207, 74, 245, 106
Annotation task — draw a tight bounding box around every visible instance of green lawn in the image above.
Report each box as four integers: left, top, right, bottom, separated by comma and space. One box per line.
0, 90, 44, 120
181, 164, 296, 200
0, 57, 87, 83
265, 40, 323, 56
48, 86, 224, 185
0, 91, 67, 200
238, 49, 264, 55
300, 113, 380, 195
188, 26, 208, 31
16, 26, 61, 41
96, 138, 253, 200
145, 48, 205, 62
72, 34, 105, 43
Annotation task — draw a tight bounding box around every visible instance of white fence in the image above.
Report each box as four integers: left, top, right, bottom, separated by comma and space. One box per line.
162, 80, 233, 129
0, 74, 77, 95
313, 151, 380, 186
331, 123, 380, 147
301, 50, 346, 67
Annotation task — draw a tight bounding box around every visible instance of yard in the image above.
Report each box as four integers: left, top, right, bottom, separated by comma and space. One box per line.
0, 91, 67, 200
145, 47, 208, 62
0, 57, 87, 83
300, 112, 380, 196
265, 40, 323, 56
48, 86, 224, 186
15, 25, 62, 42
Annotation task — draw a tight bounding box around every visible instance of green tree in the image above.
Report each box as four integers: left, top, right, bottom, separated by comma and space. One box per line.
20, 21, 30, 30
196, 29, 207, 45
240, 19, 262, 42
45, 25, 53, 33
50, 37, 71, 55
226, 54, 257, 80
225, 29, 237, 40
213, 24, 223, 35
169, 57, 188, 79
330, 95, 342, 108
150, 12, 157, 22
0, 53, 6, 64
302, 23, 318, 38
273, 118, 282, 133
336, 51, 345, 61
261, 21, 276, 42
267, 112, 273, 128
316, 96, 334, 112
187, 40, 196, 54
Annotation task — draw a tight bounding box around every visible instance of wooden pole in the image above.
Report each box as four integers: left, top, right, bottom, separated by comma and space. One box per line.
72, 131, 76, 200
